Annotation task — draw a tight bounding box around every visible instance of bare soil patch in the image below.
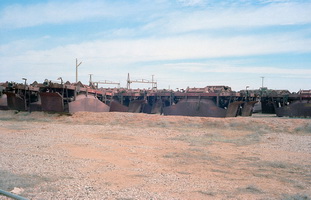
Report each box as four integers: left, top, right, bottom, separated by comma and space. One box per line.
0, 111, 310, 199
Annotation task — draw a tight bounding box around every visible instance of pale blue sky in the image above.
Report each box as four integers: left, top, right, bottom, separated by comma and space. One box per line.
1, 0, 311, 91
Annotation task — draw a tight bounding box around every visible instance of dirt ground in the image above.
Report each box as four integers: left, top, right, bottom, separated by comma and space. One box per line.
0, 110, 310, 200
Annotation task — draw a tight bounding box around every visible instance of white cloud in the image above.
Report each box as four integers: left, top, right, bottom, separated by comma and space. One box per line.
1, 0, 310, 91
158, 2, 311, 33
0, 1, 123, 29
168, 62, 311, 77
1, 31, 310, 82
2, 30, 311, 66
2, 0, 311, 32
0, 0, 170, 30
177, 0, 205, 6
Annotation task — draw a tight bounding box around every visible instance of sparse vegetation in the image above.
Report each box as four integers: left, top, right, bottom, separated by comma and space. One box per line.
261, 161, 288, 169
295, 124, 311, 134
197, 190, 215, 196
169, 134, 221, 146
163, 149, 215, 164
282, 194, 311, 200
0, 111, 57, 122
238, 185, 263, 194
0, 170, 49, 192
170, 129, 267, 146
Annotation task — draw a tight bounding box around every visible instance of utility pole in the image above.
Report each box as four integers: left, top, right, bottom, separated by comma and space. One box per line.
22, 78, 27, 111
127, 73, 130, 89
75, 58, 82, 83
261, 76, 264, 88
152, 75, 154, 89
89, 74, 93, 86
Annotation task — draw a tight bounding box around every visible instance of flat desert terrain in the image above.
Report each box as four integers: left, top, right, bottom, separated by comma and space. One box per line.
0, 110, 310, 200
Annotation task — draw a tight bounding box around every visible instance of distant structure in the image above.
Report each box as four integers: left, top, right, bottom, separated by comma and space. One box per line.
126, 73, 157, 90
75, 58, 82, 83
88, 74, 120, 88
261, 76, 264, 88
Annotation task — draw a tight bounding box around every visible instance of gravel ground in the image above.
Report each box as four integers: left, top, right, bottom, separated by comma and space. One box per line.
0, 111, 310, 199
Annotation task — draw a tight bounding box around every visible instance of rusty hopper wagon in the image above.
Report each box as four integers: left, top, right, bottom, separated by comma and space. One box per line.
0, 80, 109, 114
2, 80, 310, 117
108, 86, 257, 117
262, 89, 311, 117
0, 81, 259, 118
242, 88, 311, 118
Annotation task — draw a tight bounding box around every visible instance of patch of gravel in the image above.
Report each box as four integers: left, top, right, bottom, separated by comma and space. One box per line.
259, 132, 311, 153
1, 111, 311, 199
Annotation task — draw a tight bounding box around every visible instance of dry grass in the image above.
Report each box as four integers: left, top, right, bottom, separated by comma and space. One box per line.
295, 124, 311, 134
0, 170, 50, 193
170, 130, 267, 146
196, 190, 216, 196
282, 193, 311, 200
237, 185, 264, 194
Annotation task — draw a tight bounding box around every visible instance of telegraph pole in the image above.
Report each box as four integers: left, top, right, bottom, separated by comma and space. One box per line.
261, 76, 264, 88
22, 78, 27, 111
152, 75, 154, 89
75, 58, 82, 83
127, 73, 130, 89
89, 74, 93, 85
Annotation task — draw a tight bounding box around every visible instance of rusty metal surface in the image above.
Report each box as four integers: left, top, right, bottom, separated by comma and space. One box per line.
39, 92, 64, 112
241, 101, 258, 116
68, 95, 110, 114
29, 102, 42, 111
128, 100, 146, 113
252, 101, 262, 113
261, 98, 275, 114
226, 101, 243, 117
109, 100, 129, 112
163, 99, 227, 118
0, 94, 9, 110
3, 79, 309, 118
275, 100, 311, 117
5, 92, 25, 111
151, 100, 163, 114
142, 103, 152, 114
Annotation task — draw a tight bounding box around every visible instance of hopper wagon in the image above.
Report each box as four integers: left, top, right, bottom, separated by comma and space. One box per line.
265, 89, 311, 117
0, 80, 110, 114
108, 86, 257, 118
5, 80, 310, 118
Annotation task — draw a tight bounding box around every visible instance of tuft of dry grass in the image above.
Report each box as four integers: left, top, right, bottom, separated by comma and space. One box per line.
0, 170, 50, 193
295, 124, 311, 134
237, 185, 264, 194
163, 148, 216, 165
170, 129, 267, 146
197, 190, 216, 196
250, 161, 311, 191
282, 193, 311, 200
